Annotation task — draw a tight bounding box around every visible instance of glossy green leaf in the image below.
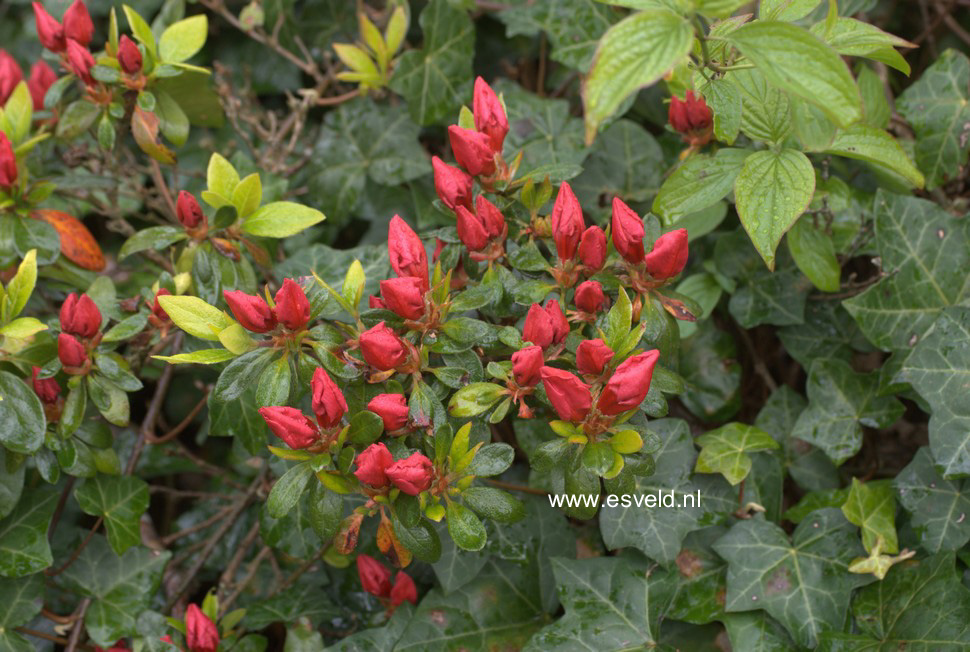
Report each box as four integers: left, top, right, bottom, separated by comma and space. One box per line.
653, 148, 749, 223
841, 478, 898, 554
242, 201, 325, 238
158, 15, 208, 63
787, 218, 840, 293
894, 447, 970, 554
0, 370, 46, 455
75, 475, 151, 555
0, 488, 57, 577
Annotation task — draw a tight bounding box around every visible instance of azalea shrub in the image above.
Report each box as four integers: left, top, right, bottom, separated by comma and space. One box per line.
2, 0, 970, 650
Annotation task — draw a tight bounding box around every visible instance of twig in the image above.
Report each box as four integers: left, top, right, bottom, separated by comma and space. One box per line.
149, 159, 178, 220
216, 521, 262, 604
484, 478, 548, 495
315, 88, 361, 106
48, 477, 77, 541
161, 505, 235, 546
65, 599, 91, 652
147, 389, 210, 445
46, 518, 103, 578
735, 327, 779, 393
221, 545, 273, 615
275, 545, 327, 595
16, 627, 93, 650
127, 333, 183, 475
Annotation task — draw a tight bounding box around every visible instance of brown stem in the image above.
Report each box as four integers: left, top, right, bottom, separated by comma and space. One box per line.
149, 159, 178, 220
146, 389, 209, 445
46, 518, 103, 577
65, 599, 91, 652
217, 521, 262, 604
484, 478, 549, 495
161, 505, 235, 546
220, 545, 273, 615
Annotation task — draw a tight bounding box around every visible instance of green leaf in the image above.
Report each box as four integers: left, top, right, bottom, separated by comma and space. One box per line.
75, 476, 151, 555
570, 119, 664, 207
0, 448, 24, 520
760, 0, 821, 21
446, 501, 487, 551
694, 422, 780, 486
154, 348, 236, 365
895, 447, 970, 554
462, 487, 525, 523
118, 226, 187, 260
0, 573, 44, 651
841, 478, 898, 554
347, 410, 383, 445
388, 0, 474, 125
0, 488, 57, 577
232, 173, 262, 219
824, 124, 924, 188
700, 76, 742, 144
242, 201, 326, 238
524, 556, 674, 651
61, 537, 171, 647
899, 307, 970, 478
55, 100, 101, 139
654, 148, 749, 224
792, 359, 904, 465
897, 50, 970, 190
205, 152, 240, 205
810, 16, 914, 74
730, 68, 791, 143
101, 314, 148, 342
496, 0, 617, 71
5, 249, 36, 320
467, 443, 515, 478
726, 21, 862, 128
156, 294, 234, 341
87, 374, 130, 426
0, 370, 46, 455
583, 9, 693, 141
213, 349, 275, 403
713, 509, 869, 648
154, 90, 189, 147
158, 15, 208, 63
267, 461, 313, 519
123, 4, 157, 61
391, 513, 441, 562
787, 218, 840, 293
448, 382, 506, 417
734, 148, 815, 269
0, 317, 47, 339
255, 355, 291, 408
1, 83, 32, 145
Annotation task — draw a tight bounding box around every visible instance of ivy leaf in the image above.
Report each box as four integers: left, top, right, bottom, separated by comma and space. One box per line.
571, 119, 664, 211
728, 266, 810, 328
694, 422, 780, 486
0, 488, 57, 577
899, 307, 970, 477
894, 447, 970, 554
497, 0, 617, 71
523, 557, 675, 651
897, 49, 970, 189
777, 301, 867, 368
712, 509, 869, 648
722, 612, 796, 652
792, 359, 903, 465
0, 574, 44, 652
75, 475, 151, 555
841, 478, 898, 554
389, 0, 474, 125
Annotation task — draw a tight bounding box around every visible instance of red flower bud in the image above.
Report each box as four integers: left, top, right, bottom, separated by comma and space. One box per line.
27, 60, 56, 109
579, 226, 607, 271
60, 293, 101, 338
380, 276, 425, 320
539, 366, 591, 422
545, 300, 570, 345
669, 91, 713, 144
224, 290, 276, 333
311, 367, 347, 429
448, 125, 496, 177
475, 195, 505, 239
185, 604, 219, 652
611, 198, 645, 264
685, 91, 712, 130
550, 182, 584, 263
58, 332, 88, 368
432, 237, 446, 262
257, 406, 319, 449
597, 350, 660, 416
354, 442, 394, 487
390, 571, 418, 607
273, 278, 311, 331
369, 295, 386, 310
117, 35, 142, 74
176, 190, 205, 229
473, 76, 508, 153
432, 156, 473, 212
367, 393, 410, 432
645, 228, 688, 281
359, 322, 408, 371
386, 451, 433, 495
33, 3, 66, 52
0, 132, 17, 189
66, 39, 95, 85
357, 553, 392, 597
63, 0, 93, 47
668, 94, 690, 134
0, 50, 22, 106
152, 288, 171, 322
522, 301, 569, 350
574, 280, 605, 314
388, 215, 429, 291
511, 345, 543, 387
32, 366, 60, 404
576, 339, 614, 377
455, 205, 488, 252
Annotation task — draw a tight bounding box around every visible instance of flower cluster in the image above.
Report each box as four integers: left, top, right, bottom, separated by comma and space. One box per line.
57, 292, 101, 373
356, 554, 418, 610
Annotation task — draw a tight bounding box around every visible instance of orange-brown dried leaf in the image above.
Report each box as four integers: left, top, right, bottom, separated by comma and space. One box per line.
377, 516, 412, 568
31, 209, 106, 271
334, 512, 364, 555
131, 106, 175, 164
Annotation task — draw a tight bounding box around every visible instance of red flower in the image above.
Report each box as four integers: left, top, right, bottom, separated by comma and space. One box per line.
386, 452, 433, 495
257, 406, 319, 449
176, 190, 205, 229
511, 345, 543, 387
576, 339, 614, 376
185, 604, 219, 652
597, 350, 660, 416
456, 205, 488, 251
58, 332, 88, 368
27, 60, 57, 109
578, 226, 607, 272
354, 442, 393, 487
550, 182, 584, 263
33, 2, 66, 52
359, 322, 408, 371
545, 300, 569, 345
117, 35, 142, 74
357, 553, 392, 597
390, 571, 418, 606
62, 0, 93, 47
152, 288, 171, 322
448, 125, 496, 177
388, 216, 429, 291
367, 393, 410, 432
273, 278, 311, 331
32, 366, 60, 404
669, 90, 712, 133
0, 132, 17, 189
311, 367, 347, 429
432, 156, 473, 211
522, 301, 569, 350
473, 76, 509, 153
574, 280, 605, 314
0, 50, 22, 106
224, 290, 276, 333
380, 276, 426, 320
539, 366, 591, 422
611, 198, 645, 264
645, 229, 688, 280
66, 39, 95, 85
369, 295, 386, 310
476, 195, 505, 239
60, 293, 101, 338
